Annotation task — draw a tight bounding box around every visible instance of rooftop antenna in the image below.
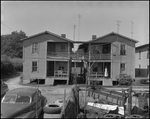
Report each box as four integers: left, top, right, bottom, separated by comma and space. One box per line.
116, 20, 121, 34
72, 13, 81, 41
131, 21, 134, 39
73, 25, 76, 41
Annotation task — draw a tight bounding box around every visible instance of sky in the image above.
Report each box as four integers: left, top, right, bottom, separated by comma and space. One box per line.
1, 1, 149, 47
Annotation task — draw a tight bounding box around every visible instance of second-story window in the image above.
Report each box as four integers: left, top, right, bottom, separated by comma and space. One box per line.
60, 44, 65, 52
120, 44, 126, 55
32, 42, 38, 53
139, 50, 141, 59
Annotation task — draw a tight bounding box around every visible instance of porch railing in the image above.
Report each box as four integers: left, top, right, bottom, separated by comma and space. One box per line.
89, 72, 104, 78
47, 51, 69, 58
54, 70, 68, 77
84, 53, 111, 60
47, 51, 111, 60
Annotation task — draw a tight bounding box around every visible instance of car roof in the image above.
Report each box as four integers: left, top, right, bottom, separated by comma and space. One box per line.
6, 87, 39, 96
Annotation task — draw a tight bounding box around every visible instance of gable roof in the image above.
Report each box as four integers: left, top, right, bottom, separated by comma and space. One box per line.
86, 32, 139, 43
20, 30, 73, 43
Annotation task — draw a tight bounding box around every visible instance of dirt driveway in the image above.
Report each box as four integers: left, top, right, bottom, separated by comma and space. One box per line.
4, 76, 73, 103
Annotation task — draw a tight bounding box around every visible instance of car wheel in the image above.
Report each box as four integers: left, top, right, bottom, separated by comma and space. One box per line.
130, 114, 143, 118
43, 103, 62, 114
103, 114, 116, 118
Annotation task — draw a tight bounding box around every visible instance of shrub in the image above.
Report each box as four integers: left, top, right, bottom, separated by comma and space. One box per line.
116, 74, 133, 86
1, 55, 15, 75
10, 58, 23, 72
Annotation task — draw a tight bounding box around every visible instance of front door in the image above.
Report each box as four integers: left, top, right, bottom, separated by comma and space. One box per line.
47, 61, 54, 76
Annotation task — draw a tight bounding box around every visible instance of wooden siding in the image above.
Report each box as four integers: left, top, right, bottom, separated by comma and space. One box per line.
23, 33, 72, 80
135, 45, 149, 77
111, 41, 135, 79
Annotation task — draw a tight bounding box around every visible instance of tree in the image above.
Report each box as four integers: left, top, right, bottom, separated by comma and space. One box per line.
1, 30, 27, 58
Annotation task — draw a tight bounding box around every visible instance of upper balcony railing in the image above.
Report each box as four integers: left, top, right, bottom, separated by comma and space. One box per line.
47, 51, 69, 58
47, 51, 111, 60
83, 53, 111, 60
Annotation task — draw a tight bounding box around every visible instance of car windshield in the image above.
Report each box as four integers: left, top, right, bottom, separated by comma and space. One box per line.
2, 94, 31, 104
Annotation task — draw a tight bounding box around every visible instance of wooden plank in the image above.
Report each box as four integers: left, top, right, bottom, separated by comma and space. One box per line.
88, 89, 124, 101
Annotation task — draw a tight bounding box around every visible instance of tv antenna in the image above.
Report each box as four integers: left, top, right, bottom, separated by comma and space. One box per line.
72, 13, 81, 41
116, 20, 121, 34
131, 21, 134, 39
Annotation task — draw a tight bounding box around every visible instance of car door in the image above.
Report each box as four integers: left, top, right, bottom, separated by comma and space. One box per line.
1, 80, 8, 97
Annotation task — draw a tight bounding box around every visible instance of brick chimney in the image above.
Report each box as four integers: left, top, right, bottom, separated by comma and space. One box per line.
61, 34, 66, 38
92, 35, 97, 40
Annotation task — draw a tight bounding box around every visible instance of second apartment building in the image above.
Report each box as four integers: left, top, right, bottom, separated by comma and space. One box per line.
78, 32, 138, 83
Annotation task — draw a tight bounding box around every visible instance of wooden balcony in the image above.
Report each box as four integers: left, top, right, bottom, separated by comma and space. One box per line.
47, 51, 69, 58
47, 51, 111, 60
84, 53, 111, 60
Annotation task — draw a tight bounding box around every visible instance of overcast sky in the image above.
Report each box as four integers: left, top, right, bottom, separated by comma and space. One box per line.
1, 1, 149, 47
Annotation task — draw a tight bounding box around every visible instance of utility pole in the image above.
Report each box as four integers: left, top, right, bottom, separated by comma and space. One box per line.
78, 14, 81, 41
130, 21, 134, 76
116, 20, 121, 76
73, 25, 76, 41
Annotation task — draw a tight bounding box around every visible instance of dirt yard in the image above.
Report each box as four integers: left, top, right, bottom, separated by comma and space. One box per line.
4, 76, 73, 103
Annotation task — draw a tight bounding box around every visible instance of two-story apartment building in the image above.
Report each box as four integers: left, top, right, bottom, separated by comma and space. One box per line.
78, 32, 138, 85
135, 44, 149, 77
21, 31, 73, 85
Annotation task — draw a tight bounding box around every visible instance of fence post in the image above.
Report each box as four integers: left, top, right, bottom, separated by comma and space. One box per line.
128, 86, 132, 116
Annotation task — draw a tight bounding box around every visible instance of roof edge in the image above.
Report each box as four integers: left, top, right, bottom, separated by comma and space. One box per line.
20, 30, 73, 43
85, 32, 139, 44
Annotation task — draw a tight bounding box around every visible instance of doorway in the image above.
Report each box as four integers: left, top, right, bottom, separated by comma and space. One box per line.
47, 61, 54, 76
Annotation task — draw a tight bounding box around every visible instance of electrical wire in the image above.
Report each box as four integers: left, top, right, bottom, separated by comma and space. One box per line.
1, 22, 14, 32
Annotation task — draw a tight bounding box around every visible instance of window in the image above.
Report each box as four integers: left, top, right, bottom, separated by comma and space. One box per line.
139, 50, 141, 59
120, 44, 126, 55
120, 63, 125, 72
60, 44, 65, 52
32, 42, 38, 53
32, 61, 38, 72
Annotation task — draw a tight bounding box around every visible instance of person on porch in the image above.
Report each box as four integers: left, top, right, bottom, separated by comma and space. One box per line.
104, 67, 108, 79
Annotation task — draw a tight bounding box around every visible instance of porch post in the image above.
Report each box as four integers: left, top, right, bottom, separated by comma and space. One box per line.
68, 42, 70, 58
67, 61, 69, 84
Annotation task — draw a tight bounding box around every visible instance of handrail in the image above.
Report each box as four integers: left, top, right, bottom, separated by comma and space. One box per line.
90, 72, 104, 78
47, 51, 111, 60
54, 70, 68, 77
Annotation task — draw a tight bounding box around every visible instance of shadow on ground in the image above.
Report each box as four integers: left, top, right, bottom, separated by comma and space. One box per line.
1, 72, 22, 82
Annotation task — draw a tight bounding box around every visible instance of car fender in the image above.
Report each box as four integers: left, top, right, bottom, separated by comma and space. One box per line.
15, 110, 36, 118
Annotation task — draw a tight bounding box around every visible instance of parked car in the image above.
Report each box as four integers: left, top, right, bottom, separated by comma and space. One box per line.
1, 87, 47, 118
1, 79, 9, 98
140, 78, 149, 84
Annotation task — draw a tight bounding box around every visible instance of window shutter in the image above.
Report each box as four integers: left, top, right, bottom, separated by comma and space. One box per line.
38, 43, 40, 54
37, 60, 39, 73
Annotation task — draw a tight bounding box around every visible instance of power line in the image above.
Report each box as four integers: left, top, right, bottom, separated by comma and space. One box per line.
1, 22, 14, 32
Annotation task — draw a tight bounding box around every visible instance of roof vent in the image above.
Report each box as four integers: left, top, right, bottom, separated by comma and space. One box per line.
61, 34, 66, 38
92, 35, 97, 40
